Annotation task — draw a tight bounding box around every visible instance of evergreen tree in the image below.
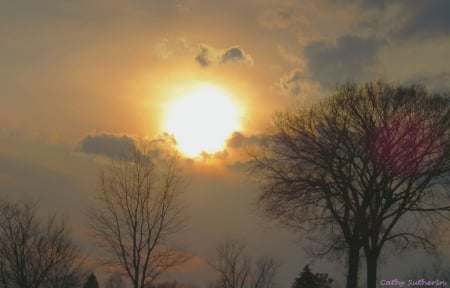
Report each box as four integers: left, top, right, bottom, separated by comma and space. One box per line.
83, 273, 99, 288
291, 265, 333, 288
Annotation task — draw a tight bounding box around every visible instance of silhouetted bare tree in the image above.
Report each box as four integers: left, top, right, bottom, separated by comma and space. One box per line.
43, 258, 86, 288
250, 82, 450, 288
89, 143, 189, 288
209, 239, 278, 288
0, 198, 84, 288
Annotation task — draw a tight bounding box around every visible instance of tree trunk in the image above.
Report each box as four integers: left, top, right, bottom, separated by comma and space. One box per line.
346, 245, 360, 288
366, 251, 379, 288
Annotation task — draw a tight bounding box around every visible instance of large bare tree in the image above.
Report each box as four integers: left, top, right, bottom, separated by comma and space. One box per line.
0, 198, 84, 288
250, 82, 450, 288
89, 143, 189, 288
208, 239, 278, 288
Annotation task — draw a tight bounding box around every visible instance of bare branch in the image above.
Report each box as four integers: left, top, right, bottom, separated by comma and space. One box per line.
88, 142, 189, 288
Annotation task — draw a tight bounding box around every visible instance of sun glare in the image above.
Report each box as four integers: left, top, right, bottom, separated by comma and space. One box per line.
165, 84, 240, 157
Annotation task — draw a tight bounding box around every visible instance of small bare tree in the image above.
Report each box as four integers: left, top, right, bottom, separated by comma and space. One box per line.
209, 239, 278, 288
0, 198, 83, 288
89, 143, 189, 288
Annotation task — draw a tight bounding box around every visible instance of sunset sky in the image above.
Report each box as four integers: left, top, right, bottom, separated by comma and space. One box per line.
1, 0, 450, 286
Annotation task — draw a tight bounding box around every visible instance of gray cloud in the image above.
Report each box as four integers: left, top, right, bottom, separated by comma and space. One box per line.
79, 133, 136, 159
227, 131, 269, 149
0, 134, 98, 228
280, 69, 303, 97
394, 0, 450, 41
225, 132, 271, 172
0, 156, 70, 192
220, 47, 246, 64
303, 35, 384, 88
194, 45, 253, 67
405, 70, 450, 94
194, 45, 213, 67
330, 0, 391, 9
345, 0, 450, 42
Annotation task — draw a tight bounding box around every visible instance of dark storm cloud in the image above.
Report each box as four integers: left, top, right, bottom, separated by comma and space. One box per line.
79, 133, 136, 159
303, 35, 384, 88
194, 45, 253, 67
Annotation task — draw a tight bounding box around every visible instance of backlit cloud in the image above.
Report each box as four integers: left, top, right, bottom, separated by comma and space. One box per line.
227, 131, 269, 150
195, 44, 214, 67
280, 69, 304, 97
154, 37, 194, 60
194, 44, 253, 67
79, 133, 136, 159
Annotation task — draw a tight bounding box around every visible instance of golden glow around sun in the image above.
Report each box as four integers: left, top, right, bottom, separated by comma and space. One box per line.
165, 84, 241, 157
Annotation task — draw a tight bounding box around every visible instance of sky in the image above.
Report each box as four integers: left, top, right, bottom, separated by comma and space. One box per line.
1, 0, 450, 287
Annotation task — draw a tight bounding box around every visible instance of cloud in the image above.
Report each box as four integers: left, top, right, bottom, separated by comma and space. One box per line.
280, 69, 304, 97
227, 131, 269, 150
224, 132, 272, 173
195, 44, 214, 67
303, 35, 384, 88
194, 44, 253, 67
259, 6, 305, 29
220, 47, 247, 65
345, 0, 450, 42
153, 38, 173, 60
394, 0, 450, 41
78, 133, 136, 159
405, 70, 450, 93
330, 0, 391, 9
278, 70, 324, 103
277, 44, 305, 66
0, 132, 98, 232
154, 37, 194, 60
78, 132, 183, 167
226, 160, 250, 172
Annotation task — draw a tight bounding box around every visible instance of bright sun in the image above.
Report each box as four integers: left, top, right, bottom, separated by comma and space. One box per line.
165, 84, 240, 157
